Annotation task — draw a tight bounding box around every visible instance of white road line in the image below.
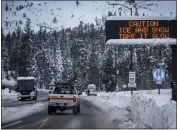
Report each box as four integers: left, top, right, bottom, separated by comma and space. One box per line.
2, 120, 22, 129
39, 117, 48, 128
17, 119, 44, 129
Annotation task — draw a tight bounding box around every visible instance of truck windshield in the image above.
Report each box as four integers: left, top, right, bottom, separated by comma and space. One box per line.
53, 85, 76, 94
17, 80, 34, 91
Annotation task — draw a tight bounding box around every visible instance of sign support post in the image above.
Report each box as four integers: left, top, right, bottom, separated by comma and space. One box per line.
153, 68, 165, 95
157, 84, 160, 94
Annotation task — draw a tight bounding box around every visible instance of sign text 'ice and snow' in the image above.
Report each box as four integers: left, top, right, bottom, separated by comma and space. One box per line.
118, 21, 169, 39
105, 18, 176, 42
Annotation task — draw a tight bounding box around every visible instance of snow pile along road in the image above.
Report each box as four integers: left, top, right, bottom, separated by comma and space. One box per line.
81, 95, 146, 128
97, 91, 131, 110
37, 88, 50, 92
131, 89, 176, 129
81, 92, 87, 96
2, 102, 48, 124
90, 89, 176, 128
2, 88, 17, 100
2, 79, 16, 87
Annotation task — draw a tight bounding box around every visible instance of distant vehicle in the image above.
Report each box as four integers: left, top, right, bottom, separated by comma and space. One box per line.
16, 77, 38, 101
48, 85, 55, 94
47, 83, 81, 115
87, 84, 98, 96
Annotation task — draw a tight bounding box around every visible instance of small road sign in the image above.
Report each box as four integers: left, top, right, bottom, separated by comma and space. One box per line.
129, 72, 136, 83
153, 68, 165, 84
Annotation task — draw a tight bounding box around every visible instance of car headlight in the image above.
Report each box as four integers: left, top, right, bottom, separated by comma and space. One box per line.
30, 91, 34, 96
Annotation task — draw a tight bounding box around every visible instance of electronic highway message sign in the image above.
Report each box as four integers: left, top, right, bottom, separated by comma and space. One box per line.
105, 17, 176, 42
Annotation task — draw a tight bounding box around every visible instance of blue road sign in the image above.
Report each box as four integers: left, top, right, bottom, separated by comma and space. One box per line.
153, 68, 165, 83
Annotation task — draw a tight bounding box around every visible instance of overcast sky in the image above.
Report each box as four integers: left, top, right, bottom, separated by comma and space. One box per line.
2, 1, 176, 34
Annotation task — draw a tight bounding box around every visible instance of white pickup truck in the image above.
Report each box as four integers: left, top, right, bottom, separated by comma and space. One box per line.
47, 83, 81, 115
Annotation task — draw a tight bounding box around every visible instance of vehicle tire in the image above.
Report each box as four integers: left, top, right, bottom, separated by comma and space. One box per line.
34, 96, 37, 100
78, 105, 80, 113
52, 108, 56, 114
48, 106, 52, 115
73, 106, 78, 115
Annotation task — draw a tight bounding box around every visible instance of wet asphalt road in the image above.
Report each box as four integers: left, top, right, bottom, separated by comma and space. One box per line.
2, 99, 114, 129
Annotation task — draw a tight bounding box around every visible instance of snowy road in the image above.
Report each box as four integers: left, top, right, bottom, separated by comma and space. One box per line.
2, 98, 136, 129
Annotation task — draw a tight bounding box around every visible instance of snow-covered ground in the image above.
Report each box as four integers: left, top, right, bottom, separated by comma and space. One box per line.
81, 95, 146, 128
131, 89, 176, 129
2, 1, 176, 34
2, 88, 17, 100
2, 102, 48, 124
1, 77, 51, 93
2, 78, 16, 87
37, 88, 50, 92
82, 89, 176, 129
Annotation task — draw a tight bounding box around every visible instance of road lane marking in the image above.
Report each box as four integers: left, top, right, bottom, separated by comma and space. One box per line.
17, 119, 45, 129
2, 120, 22, 128
39, 117, 48, 128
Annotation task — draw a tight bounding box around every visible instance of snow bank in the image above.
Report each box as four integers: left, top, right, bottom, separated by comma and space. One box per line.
82, 92, 87, 96
17, 77, 35, 80
91, 89, 176, 128
37, 88, 50, 92
81, 95, 146, 128
2, 88, 17, 100
2, 102, 48, 124
131, 89, 176, 129
97, 91, 131, 110
2, 79, 16, 87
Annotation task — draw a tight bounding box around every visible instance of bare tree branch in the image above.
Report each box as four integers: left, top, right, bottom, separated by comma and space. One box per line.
108, 2, 132, 10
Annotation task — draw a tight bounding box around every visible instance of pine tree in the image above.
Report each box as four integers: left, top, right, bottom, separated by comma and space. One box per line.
52, 17, 57, 24
1, 28, 8, 72
5, 3, 9, 11
102, 50, 115, 92
23, 13, 27, 18
16, 18, 32, 76
108, 11, 113, 16
76, 0, 79, 6
119, 10, 122, 16
16, 6, 19, 11
134, 8, 139, 16
114, 11, 116, 16
171, 11, 173, 16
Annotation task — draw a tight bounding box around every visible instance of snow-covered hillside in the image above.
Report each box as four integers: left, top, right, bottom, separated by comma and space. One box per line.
2, 1, 176, 34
